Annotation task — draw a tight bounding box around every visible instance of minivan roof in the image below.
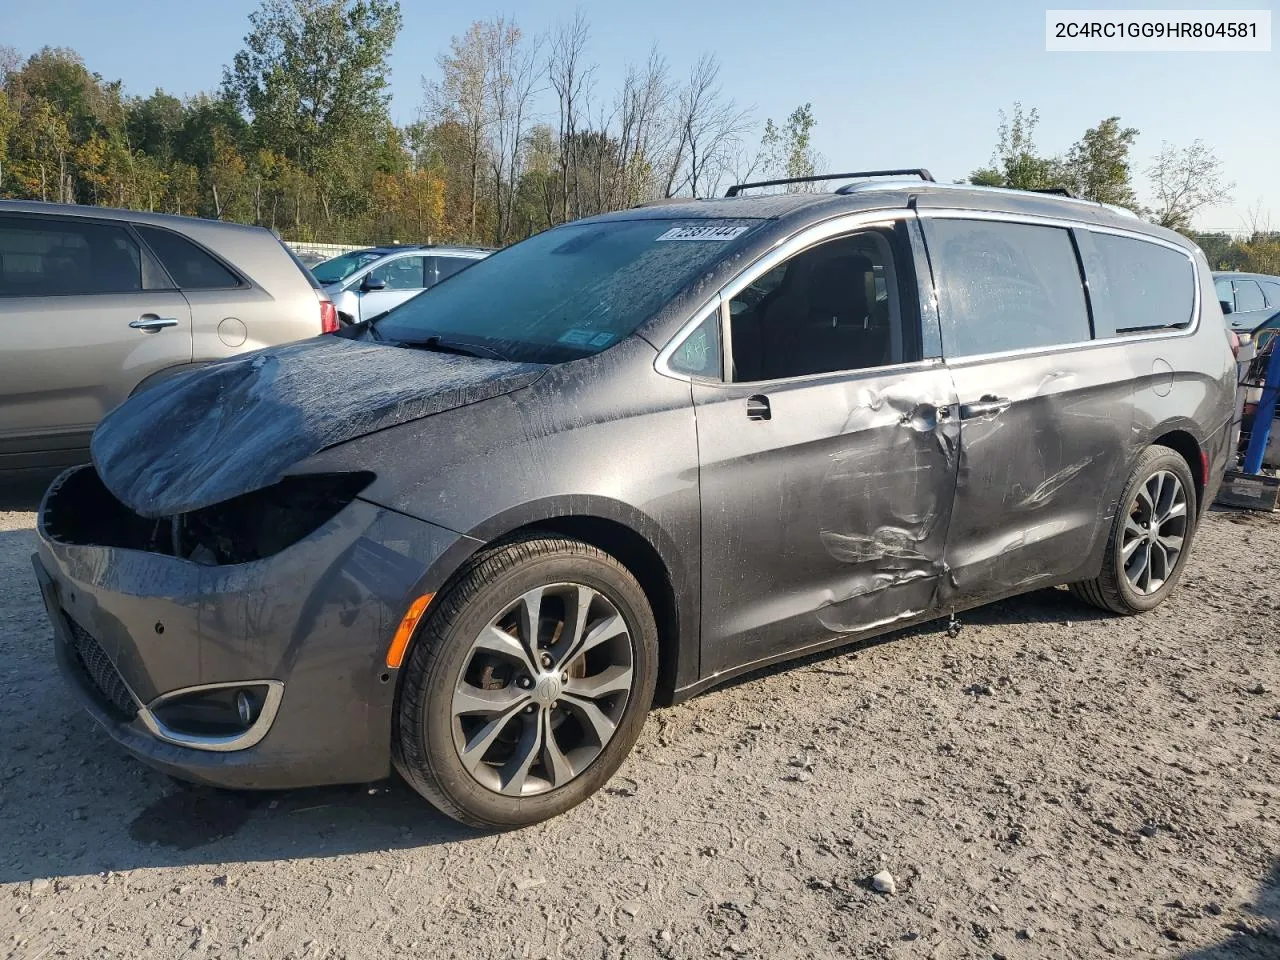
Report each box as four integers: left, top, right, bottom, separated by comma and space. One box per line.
586, 179, 1183, 248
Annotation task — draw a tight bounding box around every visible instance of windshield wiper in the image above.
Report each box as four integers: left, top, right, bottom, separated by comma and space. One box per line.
399, 335, 507, 361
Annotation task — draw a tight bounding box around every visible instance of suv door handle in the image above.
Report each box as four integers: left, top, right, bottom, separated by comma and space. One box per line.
959, 395, 1011, 419
746, 395, 772, 421
130, 316, 180, 332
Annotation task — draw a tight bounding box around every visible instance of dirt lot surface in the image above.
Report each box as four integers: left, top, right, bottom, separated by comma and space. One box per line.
1, 497, 1278, 960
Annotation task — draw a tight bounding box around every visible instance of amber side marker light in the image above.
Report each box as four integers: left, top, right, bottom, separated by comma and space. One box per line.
386, 593, 435, 669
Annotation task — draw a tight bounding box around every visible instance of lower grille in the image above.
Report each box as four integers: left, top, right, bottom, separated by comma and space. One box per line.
65, 616, 138, 721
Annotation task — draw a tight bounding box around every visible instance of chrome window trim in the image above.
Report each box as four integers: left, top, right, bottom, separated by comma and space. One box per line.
137, 679, 285, 753
916, 208, 1201, 365
654, 210, 913, 384
697, 356, 947, 391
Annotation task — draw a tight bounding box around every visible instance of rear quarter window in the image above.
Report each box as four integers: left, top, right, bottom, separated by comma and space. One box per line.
1082, 232, 1195, 337
923, 218, 1091, 358
135, 225, 241, 290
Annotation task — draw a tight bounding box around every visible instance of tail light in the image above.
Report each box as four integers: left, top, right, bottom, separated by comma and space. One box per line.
1229, 329, 1241, 359
319, 297, 339, 334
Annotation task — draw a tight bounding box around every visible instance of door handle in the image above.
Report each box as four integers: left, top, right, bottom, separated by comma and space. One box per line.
130, 316, 179, 332
746, 394, 771, 421
959, 394, 1012, 419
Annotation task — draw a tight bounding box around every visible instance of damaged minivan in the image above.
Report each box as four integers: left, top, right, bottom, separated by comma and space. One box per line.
34, 171, 1236, 828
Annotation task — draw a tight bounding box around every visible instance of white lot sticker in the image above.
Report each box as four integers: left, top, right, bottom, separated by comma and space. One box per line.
655, 225, 750, 242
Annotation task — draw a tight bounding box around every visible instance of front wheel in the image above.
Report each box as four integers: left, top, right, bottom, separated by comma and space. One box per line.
392, 536, 658, 828
1069, 445, 1198, 614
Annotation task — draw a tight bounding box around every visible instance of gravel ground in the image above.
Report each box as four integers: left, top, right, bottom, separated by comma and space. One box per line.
1, 496, 1278, 960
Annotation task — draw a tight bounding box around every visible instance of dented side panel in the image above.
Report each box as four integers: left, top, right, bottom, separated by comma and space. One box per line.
692, 364, 960, 676
942, 346, 1135, 604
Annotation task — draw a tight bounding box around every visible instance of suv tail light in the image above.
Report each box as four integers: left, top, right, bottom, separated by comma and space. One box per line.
1229, 329, 1241, 359
319, 296, 339, 334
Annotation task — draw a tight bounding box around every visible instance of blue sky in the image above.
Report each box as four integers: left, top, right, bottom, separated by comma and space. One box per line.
5, 0, 1277, 228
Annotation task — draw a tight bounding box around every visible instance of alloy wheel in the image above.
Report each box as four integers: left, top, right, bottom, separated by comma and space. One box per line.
1121, 469, 1188, 595
450, 583, 635, 796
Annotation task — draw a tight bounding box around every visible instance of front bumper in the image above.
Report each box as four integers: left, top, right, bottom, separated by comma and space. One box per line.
35, 466, 478, 790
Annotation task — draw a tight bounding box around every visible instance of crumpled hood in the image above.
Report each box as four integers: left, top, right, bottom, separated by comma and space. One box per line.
91, 335, 545, 518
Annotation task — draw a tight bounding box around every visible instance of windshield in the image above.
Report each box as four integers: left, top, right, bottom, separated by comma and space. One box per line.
313, 251, 385, 284
373, 219, 762, 363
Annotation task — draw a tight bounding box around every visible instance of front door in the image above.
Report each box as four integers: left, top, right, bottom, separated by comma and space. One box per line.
920, 215, 1133, 606
693, 218, 960, 678
358, 254, 427, 321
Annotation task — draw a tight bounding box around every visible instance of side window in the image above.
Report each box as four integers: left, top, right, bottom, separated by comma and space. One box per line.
381, 256, 427, 290
668, 310, 722, 379
924, 219, 1090, 357
1214, 276, 1235, 308
0, 215, 143, 297
1234, 279, 1265, 313
135, 225, 239, 289
431, 256, 475, 285
1262, 281, 1280, 307
727, 230, 909, 382
1086, 232, 1195, 335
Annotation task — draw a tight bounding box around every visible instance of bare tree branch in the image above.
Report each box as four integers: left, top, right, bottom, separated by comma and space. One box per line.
1147, 139, 1234, 232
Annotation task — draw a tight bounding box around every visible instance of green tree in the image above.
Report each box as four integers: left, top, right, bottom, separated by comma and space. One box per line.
970, 103, 1058, 190
758, 103, 820, 188
1060, 116, 1139, 209
223, 0, 402, 177
126, 90, 185, 162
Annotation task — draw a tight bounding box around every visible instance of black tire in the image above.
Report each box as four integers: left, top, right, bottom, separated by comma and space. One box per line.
1069, 445, 1198, 615
392, 536, 658, 829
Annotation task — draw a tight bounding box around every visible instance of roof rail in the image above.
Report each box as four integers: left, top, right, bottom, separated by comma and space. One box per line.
837, 180, 1142, 218
725, 169, 935, 197
1027, 187, 1076, 198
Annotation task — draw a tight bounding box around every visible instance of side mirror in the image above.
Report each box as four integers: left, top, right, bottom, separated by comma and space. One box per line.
361, 273, 387, 292
1219, 299, 1233, 316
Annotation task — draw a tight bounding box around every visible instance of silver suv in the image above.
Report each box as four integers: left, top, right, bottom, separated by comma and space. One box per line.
0, 202, 334, 474
313, 245, 491, 324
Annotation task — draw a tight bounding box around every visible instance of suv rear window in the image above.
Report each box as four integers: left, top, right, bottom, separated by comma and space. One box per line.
0, 215, 143, 297
135, 225, 240, 290
924, 219, 1091, 357
1086, 233, 1195, 336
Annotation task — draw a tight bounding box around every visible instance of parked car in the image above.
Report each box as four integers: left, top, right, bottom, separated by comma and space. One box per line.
0, 201, 336, 475
293, 251, 329, 268
34, 171, 1236, 828
313, 245, 491, 324
1214, 270, 1280, 333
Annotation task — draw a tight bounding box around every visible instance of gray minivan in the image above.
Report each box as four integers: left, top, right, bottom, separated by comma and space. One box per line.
35, 171, 1236, 828
0, 201, 334, 474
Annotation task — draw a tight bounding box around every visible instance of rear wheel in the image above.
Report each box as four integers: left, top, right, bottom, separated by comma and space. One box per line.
1069, 446, 1197, 614
393, 536, 658, 828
